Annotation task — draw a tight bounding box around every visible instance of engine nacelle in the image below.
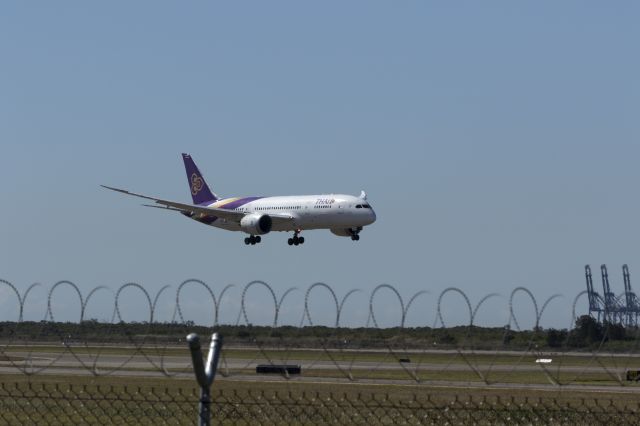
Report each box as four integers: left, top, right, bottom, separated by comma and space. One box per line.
240, 214, 272, 235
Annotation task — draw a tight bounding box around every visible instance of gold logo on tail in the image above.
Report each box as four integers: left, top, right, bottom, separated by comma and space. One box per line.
190, 173, 204, 195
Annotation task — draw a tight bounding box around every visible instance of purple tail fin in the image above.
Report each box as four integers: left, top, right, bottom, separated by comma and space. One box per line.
182, 153, 218, 205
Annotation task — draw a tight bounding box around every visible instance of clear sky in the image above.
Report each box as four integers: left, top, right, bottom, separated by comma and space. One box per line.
1, 2, 638, 329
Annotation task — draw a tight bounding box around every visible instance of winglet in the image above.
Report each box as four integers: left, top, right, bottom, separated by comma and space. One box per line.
359, 190, 367, 200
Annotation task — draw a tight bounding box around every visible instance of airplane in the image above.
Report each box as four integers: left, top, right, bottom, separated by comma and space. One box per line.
102, 153, 376, 246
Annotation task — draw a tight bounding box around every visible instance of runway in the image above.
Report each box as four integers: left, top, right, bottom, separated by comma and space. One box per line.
2, 350, 636, 372
2, 349, 640, 394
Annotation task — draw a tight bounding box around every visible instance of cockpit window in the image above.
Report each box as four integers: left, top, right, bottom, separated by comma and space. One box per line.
355, 205, 362, 208
362, 204, 371, 208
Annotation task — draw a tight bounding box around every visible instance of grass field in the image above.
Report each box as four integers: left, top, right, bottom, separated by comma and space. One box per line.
1, 373, 638, 401
2, 373, 639, 424
5, 343, 640, 366
0, 364, 634, 387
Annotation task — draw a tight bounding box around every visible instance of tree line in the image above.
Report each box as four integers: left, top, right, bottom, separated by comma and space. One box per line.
0, 315, 635, 351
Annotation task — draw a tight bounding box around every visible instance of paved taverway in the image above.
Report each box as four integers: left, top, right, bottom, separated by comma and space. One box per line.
3, 351, 638, 372
1, 351, 638, 378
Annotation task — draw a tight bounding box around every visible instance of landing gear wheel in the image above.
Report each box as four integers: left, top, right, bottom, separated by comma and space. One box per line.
288, 230, 304, 246
245, 235, 260, 245
351, 234, 360, 241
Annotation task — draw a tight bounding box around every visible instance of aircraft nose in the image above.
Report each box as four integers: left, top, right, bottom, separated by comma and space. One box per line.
369, 208, 377, 224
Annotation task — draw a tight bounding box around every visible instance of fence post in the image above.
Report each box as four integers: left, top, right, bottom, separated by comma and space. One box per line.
187, 332, 223, 426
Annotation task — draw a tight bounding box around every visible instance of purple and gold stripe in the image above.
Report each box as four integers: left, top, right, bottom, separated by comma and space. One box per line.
211, 196, 263, 210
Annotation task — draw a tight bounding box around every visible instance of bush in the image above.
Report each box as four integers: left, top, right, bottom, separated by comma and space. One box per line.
546, 328, 568, 348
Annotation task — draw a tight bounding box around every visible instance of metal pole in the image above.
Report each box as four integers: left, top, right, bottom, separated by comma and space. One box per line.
199, 385, 211, 425
187, 332, 223, 426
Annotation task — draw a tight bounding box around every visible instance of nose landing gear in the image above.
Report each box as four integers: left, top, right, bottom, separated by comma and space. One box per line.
244, 235, 262, 245
288, 230, 305, 246
350, 227, 362, 241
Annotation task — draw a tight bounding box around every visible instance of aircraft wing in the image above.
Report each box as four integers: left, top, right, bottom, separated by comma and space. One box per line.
101, 185, 294, 225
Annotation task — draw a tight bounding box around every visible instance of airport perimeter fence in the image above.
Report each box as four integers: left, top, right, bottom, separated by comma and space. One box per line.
1, 381, 640, 425
2, 278, 640, 424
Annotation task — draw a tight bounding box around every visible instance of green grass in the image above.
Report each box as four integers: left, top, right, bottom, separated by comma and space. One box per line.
0, 373, 637, 400
2, 374, 639, 425
0, 355, 25, 362
2, 360, 638, 388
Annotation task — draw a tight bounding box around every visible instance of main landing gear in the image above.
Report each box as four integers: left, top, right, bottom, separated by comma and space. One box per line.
350, 227, 362, 241
244, 235, 262, 245
288, 230, 305, 246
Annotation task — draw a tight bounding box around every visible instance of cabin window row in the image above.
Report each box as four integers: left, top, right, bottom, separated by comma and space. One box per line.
248, 206, 302, 211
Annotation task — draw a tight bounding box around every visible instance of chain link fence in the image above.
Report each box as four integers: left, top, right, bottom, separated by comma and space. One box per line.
1, 381, 639, 425
2, 278, 640, 423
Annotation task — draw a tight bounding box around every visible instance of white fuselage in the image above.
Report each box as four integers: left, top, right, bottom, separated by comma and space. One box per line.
196, 194, 376, 233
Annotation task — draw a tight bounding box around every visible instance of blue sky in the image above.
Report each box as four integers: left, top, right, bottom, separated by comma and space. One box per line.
1, 2, 638, 329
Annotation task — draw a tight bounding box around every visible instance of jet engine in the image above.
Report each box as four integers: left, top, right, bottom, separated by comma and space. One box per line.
240, 214, 272, 235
